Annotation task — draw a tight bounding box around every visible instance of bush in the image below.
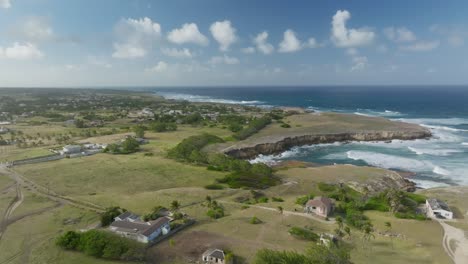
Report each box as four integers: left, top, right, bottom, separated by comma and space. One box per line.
288, 227, 319, 241
318, 182, 336, 192
295, 194, 314, 205
257, 197, 269, 203
168, 133, 224, 162
233, 116, 271, 140
101, 207, 125, 226
250, 216, 262, 224
280, 123, 291, 128
151, 122, 177, 132
207, 207, 225, 219
272, 197, 284, 202
406, 193, 427, 204
204, 184, 225, 190
363, 196, 390, 212
56, 230, 145, 261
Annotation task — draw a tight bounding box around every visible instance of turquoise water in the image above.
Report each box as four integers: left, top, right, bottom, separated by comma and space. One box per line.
151, 86, 468, 188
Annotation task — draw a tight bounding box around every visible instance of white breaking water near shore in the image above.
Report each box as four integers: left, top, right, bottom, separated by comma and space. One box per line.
157, 92, 264, 105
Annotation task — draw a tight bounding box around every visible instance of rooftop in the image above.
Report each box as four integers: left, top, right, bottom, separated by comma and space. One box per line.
427, 198, 451, 212
203, 248, 225, 260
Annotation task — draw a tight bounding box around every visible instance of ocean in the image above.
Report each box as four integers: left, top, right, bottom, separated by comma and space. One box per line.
150, 86, 468, 189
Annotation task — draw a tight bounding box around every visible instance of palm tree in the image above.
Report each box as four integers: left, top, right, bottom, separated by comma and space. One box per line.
205, 195, 212, 207
278, 206, 284, 223
170, 200, 181, 212
362, 222, 375, 256
336, 216, 344, 230
344, 226, 351, 239
385, 221, 394, 249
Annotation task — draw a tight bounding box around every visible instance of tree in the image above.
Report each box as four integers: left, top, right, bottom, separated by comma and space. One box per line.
170, 200, 181, 212
121, 137, 140, 153
101, 207, 124, 226
75, 119, 85, 128
133, 126, 145, 138
344, 226, 351, 239
385, 221, 394, 249
205, 195, 212, 207
277, 206, 284, 224
56, 231, 81, 250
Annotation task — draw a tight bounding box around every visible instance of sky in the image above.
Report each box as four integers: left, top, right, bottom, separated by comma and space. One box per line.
0, 0, 468, 87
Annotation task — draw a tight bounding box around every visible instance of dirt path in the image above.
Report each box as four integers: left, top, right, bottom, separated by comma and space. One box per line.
0, 165, 104, 213
218, 200, 335, 224
439, 220, 468, 264
0, 183, 24, 242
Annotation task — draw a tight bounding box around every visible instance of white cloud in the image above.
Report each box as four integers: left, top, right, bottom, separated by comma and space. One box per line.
0, 0, 11, 8
112, 17, 161, 59
17, 17, 54, 42
278, 29, 302, 53
400, 40, 440, 52
125, 17, 161, 36
145, 61, 168, 73
210, 20, 237, 51
87, 56, 112, 68
331, 10, 375, 47
253, 31, 274, 54
383, 27, 416, 43
112, 43, 146, 58
0, 42, 43, 59
209, 54, 239, 65
430, 24, 466, 47
350, 56, 368, 72
241, 47, 255, 54
161, 48, 193, 58
167, 23, 209, 46
306, 38, 320, 48
346, 48, 358, 56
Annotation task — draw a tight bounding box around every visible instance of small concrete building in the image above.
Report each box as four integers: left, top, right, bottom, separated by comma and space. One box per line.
202, 248, 226, 264
426, 198, 453, 219
304, 196, 334, 218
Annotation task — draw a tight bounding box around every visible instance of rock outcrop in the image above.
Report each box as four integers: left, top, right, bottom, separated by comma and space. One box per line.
225, 130, 431, 159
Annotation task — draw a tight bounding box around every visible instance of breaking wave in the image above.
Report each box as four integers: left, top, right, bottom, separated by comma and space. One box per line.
156, 92, 265, 105
407, 146, 462, 156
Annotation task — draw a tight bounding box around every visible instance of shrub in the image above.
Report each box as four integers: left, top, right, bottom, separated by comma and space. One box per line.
168, 133, 224, 162
280, 123, 291, 128
56, 230, 145, 261
295, 194, 314, 205
318, 182, 336, 192
205, 184, 225, 190
250, 216, 262, 224
257, 197, 269, 203
207, 207, 225, 219
272, 197, 284, 202
288, 227, 319, 241
233, 116, 271, 140
363, 196, 390, 212
101, 207, 125, 226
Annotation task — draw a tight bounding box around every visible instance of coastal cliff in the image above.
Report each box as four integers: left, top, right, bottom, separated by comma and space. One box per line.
225, 130, 431, 159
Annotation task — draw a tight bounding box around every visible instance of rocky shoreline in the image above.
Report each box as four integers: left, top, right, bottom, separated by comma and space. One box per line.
225, 130, 432, 159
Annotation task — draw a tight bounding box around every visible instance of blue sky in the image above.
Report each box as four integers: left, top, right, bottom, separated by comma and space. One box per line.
0, 0, 467, 87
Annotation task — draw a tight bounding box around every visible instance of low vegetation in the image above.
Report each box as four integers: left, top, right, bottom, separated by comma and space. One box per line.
56, 230, 145, 261
233, 116, 271, 140
288, 226, 319, 241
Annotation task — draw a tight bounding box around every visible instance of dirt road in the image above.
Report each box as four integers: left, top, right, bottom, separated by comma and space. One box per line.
0, 183, 24, 241
439, 220, 468, 264
218, 200, 335, 224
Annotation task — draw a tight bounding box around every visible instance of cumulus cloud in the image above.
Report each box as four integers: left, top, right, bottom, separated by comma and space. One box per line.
253, 31, 274, 54
400, 40, 440, 51
112, 43, 146, 58
0, 0, 11, 8
0, 42, 43, 59
112, 17, 161, 59
161, 47, 193, 58
87, 56, 112, 68
145, 61, 168, 73
430, 24, 466, 47
241, 47, 255, 54
331, 10, 375, 47
209, 54, 239, 65
167, 23, 209, 46
306, 38, 320, 48
15, 17, 54, 42
278, 29, 302, 53
383, 27, 416, 43
210, 20, 237, 51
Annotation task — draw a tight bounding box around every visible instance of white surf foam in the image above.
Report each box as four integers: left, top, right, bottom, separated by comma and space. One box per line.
346, 150, 433, 172
397, 118, 468, 126
407, 146, 462, 156
462, 142, 468, 146
157, 92, 264, 105
433, 166, 451, 176
411, 179, 451, 189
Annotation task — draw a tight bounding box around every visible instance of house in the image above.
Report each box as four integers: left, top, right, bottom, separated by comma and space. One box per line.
426, 198, 453, 219
60, 145, 82, 155
114, 211, 141, 222
109, 212, 171, 243
202, 248, 227, 264
304, 196, 334, 217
